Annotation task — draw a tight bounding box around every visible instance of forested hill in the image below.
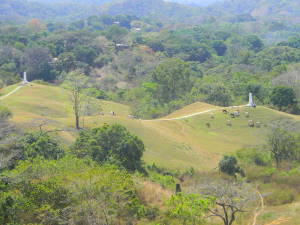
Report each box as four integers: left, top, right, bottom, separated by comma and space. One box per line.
102, 0, 202, 22
0, 0, 103, 22
0, 0, 202, 23
2, 0, 300, 25
210, 0, 300, 23
166, 0, 222, 7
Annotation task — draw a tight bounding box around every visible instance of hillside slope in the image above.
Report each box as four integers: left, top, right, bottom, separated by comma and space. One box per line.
212, 0, 300, 23
1, 83, 300, 171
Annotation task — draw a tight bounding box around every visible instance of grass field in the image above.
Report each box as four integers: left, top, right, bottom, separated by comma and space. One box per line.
1, 83, 300, 171
2, 83, 300, 225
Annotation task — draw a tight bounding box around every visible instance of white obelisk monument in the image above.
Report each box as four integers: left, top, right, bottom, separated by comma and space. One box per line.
247, 92, 255, 107
22, 72, 29, 85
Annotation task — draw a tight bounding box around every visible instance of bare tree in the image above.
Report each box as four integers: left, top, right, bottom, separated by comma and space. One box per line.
24, 118, 72, 135
188, 180, 259, 225
64, 71, 88, 129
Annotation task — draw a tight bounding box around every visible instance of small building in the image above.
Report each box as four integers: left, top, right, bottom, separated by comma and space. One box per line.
115, 43, 130, 51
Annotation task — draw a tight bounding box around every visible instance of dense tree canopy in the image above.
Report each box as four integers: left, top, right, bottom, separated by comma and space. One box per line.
72, 124, 145, 172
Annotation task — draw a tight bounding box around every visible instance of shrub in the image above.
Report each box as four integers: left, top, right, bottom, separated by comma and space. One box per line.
265, 188, 295, 206
236, 148, 271, 166
219, 156, 244, 177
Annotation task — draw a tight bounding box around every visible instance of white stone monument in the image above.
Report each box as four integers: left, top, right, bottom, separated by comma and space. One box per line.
22, 72, 29, 85
247, 92, 256, 107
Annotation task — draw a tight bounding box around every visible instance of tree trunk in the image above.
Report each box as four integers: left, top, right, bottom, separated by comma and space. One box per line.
75, 115, 79, 129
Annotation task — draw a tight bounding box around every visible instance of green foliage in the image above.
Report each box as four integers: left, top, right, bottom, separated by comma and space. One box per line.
212, 40, 227, 56
148, 172, 175, 189
245, 35, 264, 52
203, 84, 232, 107
85, 87, 107, 99
166, 193, 212, 225
22, 132, 65, 160
270, 86, 296, 109
72, 124, 145, 172
265, 188, 295, 206
267, 128, 298, 168
151, 58, 192, 103
236, 148, 271, 167
0, 156, 143, 224
0, 105, 12, 122
219, 156, 245, 177
105, 25, 129, 42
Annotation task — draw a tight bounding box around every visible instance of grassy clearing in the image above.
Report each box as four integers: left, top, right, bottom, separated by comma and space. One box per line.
1, 83, 300, 171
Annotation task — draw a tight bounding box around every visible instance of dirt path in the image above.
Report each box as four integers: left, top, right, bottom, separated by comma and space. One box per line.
144, 105, 248, 122
264, 217, 290, 225
251, 189, 264, 225
0, 85, 23, 100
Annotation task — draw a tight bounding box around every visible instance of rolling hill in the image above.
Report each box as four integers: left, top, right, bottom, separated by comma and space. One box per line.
1, 83, 300, 171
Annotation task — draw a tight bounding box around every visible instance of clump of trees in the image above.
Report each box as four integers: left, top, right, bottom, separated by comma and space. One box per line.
72, 124, 145, 172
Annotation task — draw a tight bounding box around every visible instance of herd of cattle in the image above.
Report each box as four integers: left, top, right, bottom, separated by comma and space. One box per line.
101, 108, 261, 128
221, 109, 261, 128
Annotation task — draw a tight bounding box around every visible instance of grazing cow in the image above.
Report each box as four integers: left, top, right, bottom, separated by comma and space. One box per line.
234, 110, 240, 117
222, 109, 228, 114
248, 120, 254, 127
128, 115, 135, 119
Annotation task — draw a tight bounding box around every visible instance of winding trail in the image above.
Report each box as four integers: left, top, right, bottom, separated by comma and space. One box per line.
0, 85, 23, 100
251, 189, 264, 225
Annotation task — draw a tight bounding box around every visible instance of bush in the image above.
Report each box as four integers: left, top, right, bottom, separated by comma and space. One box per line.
22, 132, 65, 160
219, 156, 244, 177
0, 105, 12, 122
245, 167, 276, 183
265, 188, 295, 206
236, 148, 271, 166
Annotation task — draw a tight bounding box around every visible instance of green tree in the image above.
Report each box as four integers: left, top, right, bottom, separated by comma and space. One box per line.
56, 52, 76, 72
72, 124, 145, 172
245, 35, 264, 52
267, 128, 297, 168
105, 25, 128, 43
23, 47, 55, 81
212, 40, 227, 56
270, 86, 296, 109
73, 45, 98, 65
203, 84, 232, 107
151, 58, 193, 103
186, 44, 211, 63
219, 156, 244, 177
22, 132, 65, 160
